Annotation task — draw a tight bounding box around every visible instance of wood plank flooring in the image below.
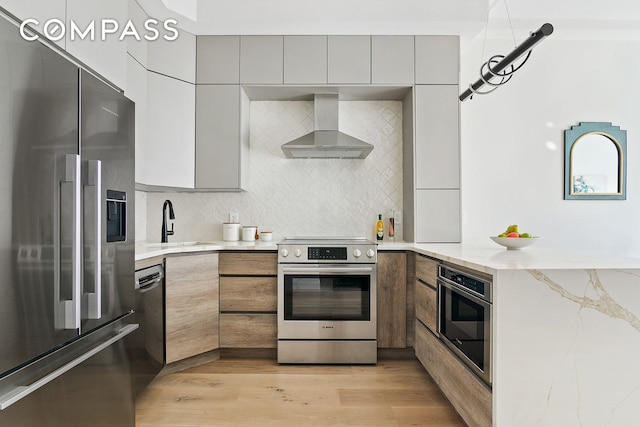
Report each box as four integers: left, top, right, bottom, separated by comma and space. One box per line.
136, 358, 466, 427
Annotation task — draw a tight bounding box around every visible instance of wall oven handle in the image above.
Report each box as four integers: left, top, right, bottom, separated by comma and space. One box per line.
281, 266, 374, 275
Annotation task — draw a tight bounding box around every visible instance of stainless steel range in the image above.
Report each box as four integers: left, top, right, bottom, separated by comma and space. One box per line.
277, 237, 377, 364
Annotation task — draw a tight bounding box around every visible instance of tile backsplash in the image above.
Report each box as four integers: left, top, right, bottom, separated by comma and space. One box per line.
143, 100, 403, 242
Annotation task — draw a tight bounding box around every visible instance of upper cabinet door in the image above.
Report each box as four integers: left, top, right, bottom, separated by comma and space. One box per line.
195, 85, 249, 191
328, 36, 371, 84
65, 0, 128, 89
197, 36, 240, 84
415, 85, 459, 189
284, 36, 327, 84
145, 72, 195, 188
240, 36, 283, 84
415, 36, 459, 85
1, 0, 66, 49
372, 36, 414, 84
147, 30, 196, 83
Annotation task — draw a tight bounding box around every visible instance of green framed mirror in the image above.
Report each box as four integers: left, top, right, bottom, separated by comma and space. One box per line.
564, 122, 627, 200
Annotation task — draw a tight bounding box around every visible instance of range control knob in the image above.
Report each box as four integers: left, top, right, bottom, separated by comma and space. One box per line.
294, 248, 303, 257
280, 248, 289, 257
366, 249, 375, 258
353, 249, 362, 258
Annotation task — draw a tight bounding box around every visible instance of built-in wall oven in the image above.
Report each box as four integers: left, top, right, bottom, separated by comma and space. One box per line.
438, 264, 492, 385
277, 237, 377, 364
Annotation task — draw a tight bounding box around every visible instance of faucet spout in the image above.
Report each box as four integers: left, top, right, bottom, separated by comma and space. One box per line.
161, 200, 175, 243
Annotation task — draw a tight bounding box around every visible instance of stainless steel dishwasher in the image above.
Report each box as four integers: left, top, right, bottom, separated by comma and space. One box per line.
131, 264, 165, 396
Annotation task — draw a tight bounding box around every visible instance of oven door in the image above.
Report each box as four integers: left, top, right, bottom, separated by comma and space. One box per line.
438, 279, 492, 385
278, 264, 377, 340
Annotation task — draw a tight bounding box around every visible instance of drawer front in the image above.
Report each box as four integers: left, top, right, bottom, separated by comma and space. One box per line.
415, 280, 438, 335
415, 254, 439, 286
220, 276, 277, 312
415, 321, 492, 427
219, 251, 278, 275
219, 313, 277, 348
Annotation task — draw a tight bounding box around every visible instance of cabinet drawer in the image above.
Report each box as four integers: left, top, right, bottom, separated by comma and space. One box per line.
415, 254, 439, 286
219, 314, 277, 348
415, 321, 491, 427
220, 276, 277, 312
415, 280, 438, 335
218, 251, 278, 275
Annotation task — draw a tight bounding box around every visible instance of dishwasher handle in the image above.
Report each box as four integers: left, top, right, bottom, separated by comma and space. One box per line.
135, 264, 164, 292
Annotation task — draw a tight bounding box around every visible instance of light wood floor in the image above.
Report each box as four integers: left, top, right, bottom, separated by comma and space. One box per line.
136, 358, 466, 427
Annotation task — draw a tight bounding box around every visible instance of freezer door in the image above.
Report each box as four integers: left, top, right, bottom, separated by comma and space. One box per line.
0, 316, 138, 426
0, 15, 81, 377
79, 70, 136, 334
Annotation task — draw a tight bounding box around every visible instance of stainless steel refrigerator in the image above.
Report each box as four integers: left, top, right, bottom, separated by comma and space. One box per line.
0, 10, 138, 426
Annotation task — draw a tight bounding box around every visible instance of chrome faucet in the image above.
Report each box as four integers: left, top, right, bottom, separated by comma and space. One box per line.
161, 200, 175, 243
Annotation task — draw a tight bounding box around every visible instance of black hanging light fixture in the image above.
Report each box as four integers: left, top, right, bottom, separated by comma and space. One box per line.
459, 22, 554, 102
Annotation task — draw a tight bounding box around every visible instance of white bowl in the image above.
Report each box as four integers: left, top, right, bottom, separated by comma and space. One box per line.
490, 236, 540, 250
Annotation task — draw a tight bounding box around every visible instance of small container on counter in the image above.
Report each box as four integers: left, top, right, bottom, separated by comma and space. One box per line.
222, 223, 241, 241
260, 231, 273, 242
242, 226, 257, 241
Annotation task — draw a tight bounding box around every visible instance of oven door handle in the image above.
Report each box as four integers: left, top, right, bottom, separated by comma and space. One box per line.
281, 267, 375, 275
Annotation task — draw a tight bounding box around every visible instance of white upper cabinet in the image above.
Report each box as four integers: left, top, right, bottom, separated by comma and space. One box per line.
197, 36, 240, 84
126, 0, 148, 68
240, 36, 283, 84
125, 56, 148, 186
1, 0, 66, 49
415, 85, 459, 189
65, 0, 128, 89
284, 36, 327, 85
147, 27, 196, 83
328, 36, 371, 84
371, 36, 414, 84
415, 35, 459, 85
144, 72, 195, 188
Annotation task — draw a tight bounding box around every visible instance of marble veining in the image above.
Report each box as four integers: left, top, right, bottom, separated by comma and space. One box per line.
528, 269, 640, 333
495, 268, 640, 427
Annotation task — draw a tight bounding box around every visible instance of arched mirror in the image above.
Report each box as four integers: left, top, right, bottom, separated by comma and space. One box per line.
564, 122, 627, 200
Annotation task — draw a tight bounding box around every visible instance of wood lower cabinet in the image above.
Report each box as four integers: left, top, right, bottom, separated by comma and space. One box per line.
165, 253, 219, 364
415, 321, 492, 427
219, 314, 277, 348
218, 251, 278, 349
376, 251, 407, 348
414, 254, 440, 335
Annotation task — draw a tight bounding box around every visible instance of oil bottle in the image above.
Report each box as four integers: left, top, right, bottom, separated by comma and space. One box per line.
376, 214, 384, 241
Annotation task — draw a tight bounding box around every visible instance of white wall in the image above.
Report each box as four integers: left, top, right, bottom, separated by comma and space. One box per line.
460, 36, 640, 257
144, 100, 404, 243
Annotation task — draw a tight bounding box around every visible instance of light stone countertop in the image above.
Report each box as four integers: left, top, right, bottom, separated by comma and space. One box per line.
136, 239, 640, 272
135, 240, 278, 261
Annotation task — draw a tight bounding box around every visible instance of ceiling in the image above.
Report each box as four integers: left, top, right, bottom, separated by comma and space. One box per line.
136, 0, 640, 44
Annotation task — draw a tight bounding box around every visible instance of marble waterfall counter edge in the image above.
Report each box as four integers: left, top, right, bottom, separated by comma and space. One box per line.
136, 240, 640, 426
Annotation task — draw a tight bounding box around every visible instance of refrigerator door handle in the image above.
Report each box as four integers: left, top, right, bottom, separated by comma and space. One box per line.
0, 324, 139, 410
55, 154, 81, 330
84, 159, 102, 319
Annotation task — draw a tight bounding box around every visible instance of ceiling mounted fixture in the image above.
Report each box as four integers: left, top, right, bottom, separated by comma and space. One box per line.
459, 11, 553, 102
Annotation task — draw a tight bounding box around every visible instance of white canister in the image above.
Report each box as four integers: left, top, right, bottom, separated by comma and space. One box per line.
242, 226, 257, 241
260, 231, 273, 242
222, 223, 241, 241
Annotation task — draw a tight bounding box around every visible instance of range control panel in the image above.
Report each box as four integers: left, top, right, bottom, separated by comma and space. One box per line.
308, 247, 347, 260
278, 239, 377, 264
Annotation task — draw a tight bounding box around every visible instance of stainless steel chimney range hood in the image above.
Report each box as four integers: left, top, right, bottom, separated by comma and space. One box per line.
281, 93, 374, 159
